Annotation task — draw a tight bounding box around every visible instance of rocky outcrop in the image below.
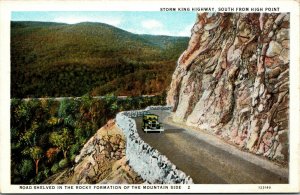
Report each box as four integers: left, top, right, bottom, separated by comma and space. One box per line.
167, 13, 289, 164
43, 119, 143, 184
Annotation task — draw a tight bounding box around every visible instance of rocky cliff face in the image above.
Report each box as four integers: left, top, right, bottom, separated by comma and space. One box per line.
43, 119, 143, 184
167, 13, 289, 164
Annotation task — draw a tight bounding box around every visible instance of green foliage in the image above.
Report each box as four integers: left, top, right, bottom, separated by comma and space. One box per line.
58, 99, 71, 118
58, 99, 78, 126
81, 93, 93, 108
49, 128, 72, 158
10, 21, 180, 184
70, 143, 80, 157
30, 146, 43, 161
47, 117, 61, 126
11, 128, 20, 149
74, 127, 86, 145
104, 93, 119, 113
15, 102, 31, 122
11, 94, 166, 184
43, 168, 50, 178
58, 159, 68, 169
21, 146, 44, 175
11, 21, 188, 98
104, 93, 117, 105
51, 163, 59, 174
20, 159, 34, 179
21, 121, 39, 146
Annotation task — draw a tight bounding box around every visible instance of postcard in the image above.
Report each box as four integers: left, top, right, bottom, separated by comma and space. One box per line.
0, 0, 299, 193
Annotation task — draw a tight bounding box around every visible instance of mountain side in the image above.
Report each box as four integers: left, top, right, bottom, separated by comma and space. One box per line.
167, 13, 289, 164
42, 119, 144, 184
11, 21, 189, 98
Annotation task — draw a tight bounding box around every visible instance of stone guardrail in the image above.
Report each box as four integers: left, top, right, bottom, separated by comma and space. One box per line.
116, 106, 193, 184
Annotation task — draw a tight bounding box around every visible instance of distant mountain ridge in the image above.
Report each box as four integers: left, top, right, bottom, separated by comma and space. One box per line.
11, 21, 189, 98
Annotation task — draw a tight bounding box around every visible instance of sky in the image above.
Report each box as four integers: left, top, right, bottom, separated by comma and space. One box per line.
11, 11, 197, 37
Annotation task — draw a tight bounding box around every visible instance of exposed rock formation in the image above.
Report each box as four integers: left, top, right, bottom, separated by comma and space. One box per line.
43, 120, 143, 184
167, 13, 289, 164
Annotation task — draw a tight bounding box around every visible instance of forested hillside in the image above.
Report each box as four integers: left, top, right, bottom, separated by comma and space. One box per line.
11, 21, 189, 98
11, 94, 166, 184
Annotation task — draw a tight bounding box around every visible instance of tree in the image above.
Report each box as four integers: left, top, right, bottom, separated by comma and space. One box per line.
23, 146, 43, 175
21, 121, 39, 146
14, 101, 31, 132
49, 128, 72, 159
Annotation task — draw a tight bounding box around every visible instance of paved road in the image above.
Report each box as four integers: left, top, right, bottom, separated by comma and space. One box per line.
135, 110, 289, 184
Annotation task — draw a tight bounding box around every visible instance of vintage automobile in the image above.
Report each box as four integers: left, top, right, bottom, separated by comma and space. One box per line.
142, 114, 164, 133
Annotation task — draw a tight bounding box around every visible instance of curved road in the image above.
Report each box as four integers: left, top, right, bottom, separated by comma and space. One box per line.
135, 110, 288, 184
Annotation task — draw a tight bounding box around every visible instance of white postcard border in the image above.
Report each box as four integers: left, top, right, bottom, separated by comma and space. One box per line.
0, 0, 299, 193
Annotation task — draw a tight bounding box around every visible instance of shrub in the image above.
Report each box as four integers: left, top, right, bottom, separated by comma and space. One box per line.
70, 154, 76, 162
43, 168, 50, 178
58, 159, 68, 169
70, 143, 80, 157
51, 163, 59, 174
20, 159, 34, 179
